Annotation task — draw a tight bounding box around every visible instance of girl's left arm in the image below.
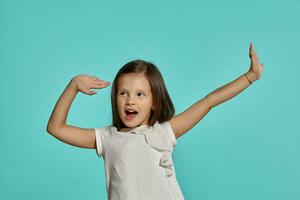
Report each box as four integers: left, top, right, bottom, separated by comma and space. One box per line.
169, 43, 264, 139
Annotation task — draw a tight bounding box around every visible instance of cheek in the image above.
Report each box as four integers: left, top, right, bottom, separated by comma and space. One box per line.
141, 100, 153, 111
116, 98, 123, 111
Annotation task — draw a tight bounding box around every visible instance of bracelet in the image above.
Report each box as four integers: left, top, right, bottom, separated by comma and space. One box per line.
244, 73, 252, 85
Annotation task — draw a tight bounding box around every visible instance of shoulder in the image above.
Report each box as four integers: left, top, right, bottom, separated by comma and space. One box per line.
94, 125, 115, 158
95, 125, 111, 133
153, 121, 177, 147
95, 125, 115, 139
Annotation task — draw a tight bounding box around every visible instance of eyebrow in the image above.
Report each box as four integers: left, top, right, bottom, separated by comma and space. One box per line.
118, 88, 148, 92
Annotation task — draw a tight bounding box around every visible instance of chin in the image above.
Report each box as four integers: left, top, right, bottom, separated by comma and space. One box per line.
123, 123, 136, 127
122, 118, 144, 127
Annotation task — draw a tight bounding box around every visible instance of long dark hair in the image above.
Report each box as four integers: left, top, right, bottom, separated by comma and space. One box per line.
111, 59, 175, 130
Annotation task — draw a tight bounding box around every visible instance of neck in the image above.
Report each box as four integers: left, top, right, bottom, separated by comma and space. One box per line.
120, 127, 134, 132
120, 123, 149, 132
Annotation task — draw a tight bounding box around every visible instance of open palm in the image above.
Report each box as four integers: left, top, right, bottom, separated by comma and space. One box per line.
71, 74, 110, 95
248, 43, 264, 80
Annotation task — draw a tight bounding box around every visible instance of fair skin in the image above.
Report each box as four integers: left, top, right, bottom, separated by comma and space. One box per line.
46, 75, 110, 148
116, 73, 154, 131
169, 43, 264, 138
47, 42, 264, 149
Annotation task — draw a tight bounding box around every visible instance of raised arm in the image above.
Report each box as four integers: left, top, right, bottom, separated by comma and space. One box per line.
169, 43, 264, 139
46, 75, 110, 148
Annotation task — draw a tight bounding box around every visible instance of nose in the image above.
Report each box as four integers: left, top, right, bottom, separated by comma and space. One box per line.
125, 95, 135, 106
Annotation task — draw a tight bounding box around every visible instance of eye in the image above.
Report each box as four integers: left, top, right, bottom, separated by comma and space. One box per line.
119, 92, 127, 96
137, 92, 145, 96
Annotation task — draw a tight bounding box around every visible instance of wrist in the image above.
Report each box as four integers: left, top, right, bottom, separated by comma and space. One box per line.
245, 71, 257, 84
69, 78, 78, 93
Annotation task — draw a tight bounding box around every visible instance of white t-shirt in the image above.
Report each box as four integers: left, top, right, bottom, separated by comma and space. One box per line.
95, 120, 185, 200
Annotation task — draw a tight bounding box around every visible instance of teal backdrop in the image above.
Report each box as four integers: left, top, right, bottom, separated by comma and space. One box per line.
1, 0, 299, 199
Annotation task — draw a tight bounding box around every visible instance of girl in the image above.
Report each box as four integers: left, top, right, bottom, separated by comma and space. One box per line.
47, 43, 264, 200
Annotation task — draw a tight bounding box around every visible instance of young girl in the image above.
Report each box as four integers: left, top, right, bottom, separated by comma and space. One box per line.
47, 43, 264, 200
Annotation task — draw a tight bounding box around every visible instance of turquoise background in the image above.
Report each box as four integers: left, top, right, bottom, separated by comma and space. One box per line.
1, 0, 299, 199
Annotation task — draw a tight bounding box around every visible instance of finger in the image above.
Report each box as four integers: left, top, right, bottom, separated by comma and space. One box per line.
93, 83, 110, 89
94, 81, 110, 86
91, 76, 106, 82
249, 51, 256, 59
249, 44, 254, 58
94, 79, 110, 83
83, 89, 95, 95
99, 83, 111, 88
250, 51, 259, 61
91, 76, 98, 81
88, 90, 97, 95
250, 42, 255, 52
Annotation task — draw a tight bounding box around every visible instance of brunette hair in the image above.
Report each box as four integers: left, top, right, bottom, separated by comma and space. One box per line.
110, 59, 175, 130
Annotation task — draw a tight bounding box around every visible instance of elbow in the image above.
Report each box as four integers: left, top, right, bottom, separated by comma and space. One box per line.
204, 94, 215, 110
46, 121, 56, 134
46, 123, 53, 134
46, 121, 65, 134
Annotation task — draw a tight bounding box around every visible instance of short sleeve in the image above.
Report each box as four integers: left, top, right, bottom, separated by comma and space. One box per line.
162, 121, 177, 147
94, 128, 103, 158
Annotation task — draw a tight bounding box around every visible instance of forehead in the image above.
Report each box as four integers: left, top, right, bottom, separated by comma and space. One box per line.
117, 73, 151, 92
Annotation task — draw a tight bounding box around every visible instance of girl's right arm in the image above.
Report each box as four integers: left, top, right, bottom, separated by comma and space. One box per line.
46, 74, 110, 149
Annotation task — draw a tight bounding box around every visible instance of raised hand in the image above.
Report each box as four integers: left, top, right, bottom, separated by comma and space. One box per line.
70, 74, 110, 95
248, 42, 264, 81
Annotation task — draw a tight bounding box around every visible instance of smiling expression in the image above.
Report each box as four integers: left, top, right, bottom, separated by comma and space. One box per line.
116, 72, 154, 130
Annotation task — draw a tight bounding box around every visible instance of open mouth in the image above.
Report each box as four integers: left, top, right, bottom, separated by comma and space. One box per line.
125, 109, 138, 120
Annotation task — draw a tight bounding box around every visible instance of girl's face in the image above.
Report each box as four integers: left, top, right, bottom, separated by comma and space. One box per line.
116, 72, 154, 129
